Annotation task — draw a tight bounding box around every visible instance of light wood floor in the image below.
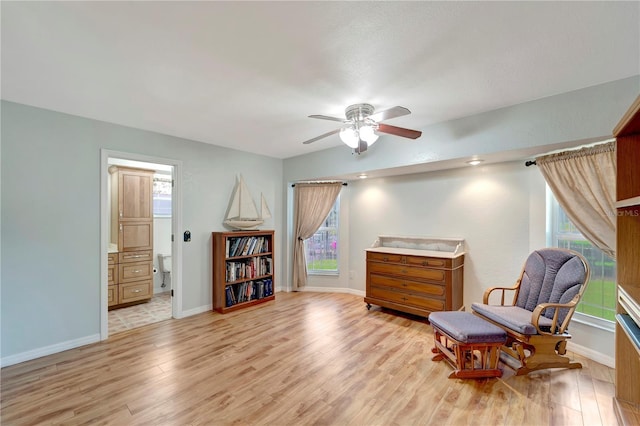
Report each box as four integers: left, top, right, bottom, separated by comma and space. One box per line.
1, 292, 617, 425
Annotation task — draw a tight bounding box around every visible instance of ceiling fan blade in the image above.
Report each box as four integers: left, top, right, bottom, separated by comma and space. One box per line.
377, 123, 422, 139
302, 128, 341, 145
308, 114, 347, 123
368, 106, 411, 122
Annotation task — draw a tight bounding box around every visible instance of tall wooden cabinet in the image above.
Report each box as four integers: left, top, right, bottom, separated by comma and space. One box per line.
108, 166, 154, 309
613, 95, 640, 425
212, 230, 275, 313
109, 166, 153, 252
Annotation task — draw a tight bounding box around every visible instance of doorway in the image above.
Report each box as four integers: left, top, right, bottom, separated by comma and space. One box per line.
100, 150, 183, 339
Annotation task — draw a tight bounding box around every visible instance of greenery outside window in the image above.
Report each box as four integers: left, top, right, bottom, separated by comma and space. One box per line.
305, 197, 339, 274
550, 192, 616, 323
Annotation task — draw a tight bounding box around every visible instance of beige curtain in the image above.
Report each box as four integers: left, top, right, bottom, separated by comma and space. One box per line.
536, 141, 616, 259
292, 182, 343, 290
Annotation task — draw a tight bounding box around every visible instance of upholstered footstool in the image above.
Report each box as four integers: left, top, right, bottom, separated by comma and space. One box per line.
429, 311, 507, 379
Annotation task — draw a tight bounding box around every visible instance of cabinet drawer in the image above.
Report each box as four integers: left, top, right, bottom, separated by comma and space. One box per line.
367, 262, 446, 283
108, 253, 118, 265
404, 255, 449, 268
367, 252, 404, 263
108, 285, 118, 306
119, 280, 152, 304
108, 263, 118, 286
119, 250, 153, 264
369, 274, 445, 298
369, 286, 445, 312
119, 261, 153, 283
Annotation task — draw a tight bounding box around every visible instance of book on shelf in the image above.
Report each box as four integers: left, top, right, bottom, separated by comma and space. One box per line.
226, 235, 270, 258
224, 278, 274, 306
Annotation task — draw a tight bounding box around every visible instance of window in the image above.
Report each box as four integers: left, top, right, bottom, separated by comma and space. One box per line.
305, 197, 339, 274
153, 175, 172, 217
550, 193, 616, 323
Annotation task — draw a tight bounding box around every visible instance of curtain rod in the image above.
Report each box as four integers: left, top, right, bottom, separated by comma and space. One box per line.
291, 182, 348, 187
525, 160, 537, 167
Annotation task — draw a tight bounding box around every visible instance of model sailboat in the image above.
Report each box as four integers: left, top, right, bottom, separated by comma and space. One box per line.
224, 175, 271, 230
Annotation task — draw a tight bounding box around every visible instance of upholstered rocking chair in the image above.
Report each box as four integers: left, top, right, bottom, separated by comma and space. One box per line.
471, 248, 590, 376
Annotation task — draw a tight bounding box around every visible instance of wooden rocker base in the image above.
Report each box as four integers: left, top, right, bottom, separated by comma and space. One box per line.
499, 336, 583, 376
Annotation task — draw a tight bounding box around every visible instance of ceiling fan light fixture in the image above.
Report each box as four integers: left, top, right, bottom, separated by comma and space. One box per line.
339, 127, 359, 148
304, 103, 421, 152
359, 125, 379, 145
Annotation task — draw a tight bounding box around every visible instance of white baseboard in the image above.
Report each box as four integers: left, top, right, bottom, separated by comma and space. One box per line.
0, 333, 101, 368
298, 286, 365, 297
567, 341, 615, 368
180, 304, 212, 318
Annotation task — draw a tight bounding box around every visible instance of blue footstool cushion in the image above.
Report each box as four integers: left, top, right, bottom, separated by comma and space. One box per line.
429, 311, 506, 344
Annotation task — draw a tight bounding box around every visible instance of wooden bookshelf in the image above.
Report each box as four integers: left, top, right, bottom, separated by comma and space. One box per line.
212, 230, 275, 313
613, 95, 640, 426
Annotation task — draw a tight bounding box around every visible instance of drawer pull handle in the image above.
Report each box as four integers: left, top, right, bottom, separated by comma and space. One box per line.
132, 289, 142, 293
132, 269, 142, 273
127, 255, 144, 258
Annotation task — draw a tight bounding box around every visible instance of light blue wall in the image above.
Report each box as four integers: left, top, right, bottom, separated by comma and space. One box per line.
1, 101, 283, 360
2, 76, 637, 365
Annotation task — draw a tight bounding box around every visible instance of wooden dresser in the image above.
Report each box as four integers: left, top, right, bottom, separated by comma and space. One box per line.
365, 236, 465, 318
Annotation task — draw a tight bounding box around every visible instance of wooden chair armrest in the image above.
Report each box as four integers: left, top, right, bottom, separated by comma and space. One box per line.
531, 301, 577, 335
483, 283, 520, 304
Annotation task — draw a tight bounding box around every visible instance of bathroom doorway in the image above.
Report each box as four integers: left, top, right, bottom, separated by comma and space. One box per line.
100, 150, 183, 339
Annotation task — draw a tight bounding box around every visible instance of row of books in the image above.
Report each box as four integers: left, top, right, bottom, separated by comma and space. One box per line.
226, 236, 270, 258
225, 279, 273, 307
225, 257, 272, 282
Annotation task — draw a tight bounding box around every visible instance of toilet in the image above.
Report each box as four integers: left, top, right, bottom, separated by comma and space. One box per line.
158, 253, 171, 287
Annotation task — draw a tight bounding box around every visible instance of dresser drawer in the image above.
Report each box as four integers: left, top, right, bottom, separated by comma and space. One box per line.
118, 260, 153, 283
108, 253, 118, 265
369, 274, 445, 298
369, 286, 445, 312
108, 285, 118, 306
404, 255, 449, 268
119, 280, 152, 304
367, 261, 446, 283
119, 250, 153, 264
367, 252, 404, 263
108, 263, 118, 286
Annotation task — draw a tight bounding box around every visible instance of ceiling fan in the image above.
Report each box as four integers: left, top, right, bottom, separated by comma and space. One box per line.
302, 103, 422, 154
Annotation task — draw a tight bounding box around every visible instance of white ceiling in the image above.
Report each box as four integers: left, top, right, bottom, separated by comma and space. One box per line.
2, 1, 639, 159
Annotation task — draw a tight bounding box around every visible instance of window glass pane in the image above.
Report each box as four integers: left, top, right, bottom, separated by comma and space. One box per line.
153, 176, 172, 217
305, 198, 339, 273
551, 195, 615, 322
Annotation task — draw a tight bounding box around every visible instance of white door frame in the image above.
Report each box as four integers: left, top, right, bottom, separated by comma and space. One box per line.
100, 149, 184, 340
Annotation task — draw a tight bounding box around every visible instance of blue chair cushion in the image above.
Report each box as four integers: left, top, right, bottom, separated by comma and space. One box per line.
471, 303, 554, 335
516, 249, 586, 323
429, 311, 506, 344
